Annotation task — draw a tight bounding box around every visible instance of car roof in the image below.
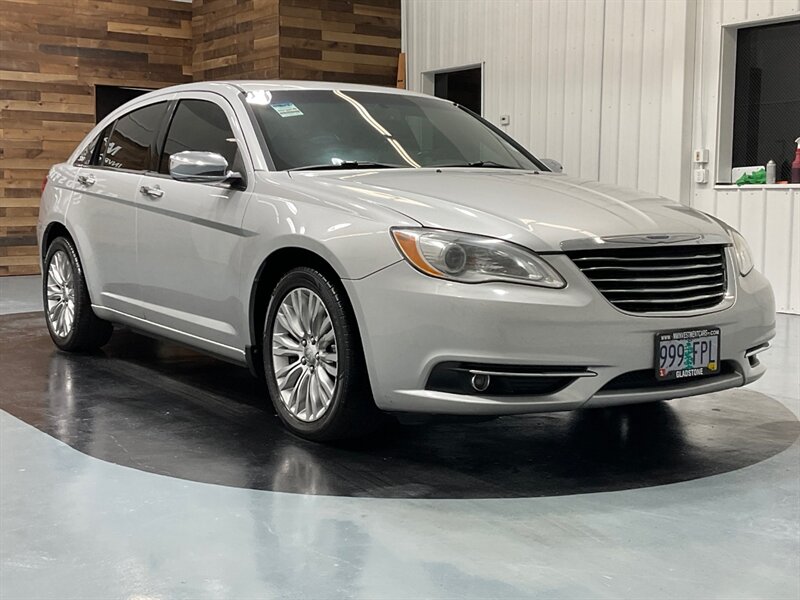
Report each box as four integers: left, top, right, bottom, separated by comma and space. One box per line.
72, 80, 446, 166
150, 80, 433, 99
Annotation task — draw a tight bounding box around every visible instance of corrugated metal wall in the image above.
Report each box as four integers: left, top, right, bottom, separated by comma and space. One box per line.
403, 0, 695, 200
690, 0, 800, 314
402, 0, 800, 313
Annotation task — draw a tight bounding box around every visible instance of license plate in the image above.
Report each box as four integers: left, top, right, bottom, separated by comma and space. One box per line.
655, 327, 720, 381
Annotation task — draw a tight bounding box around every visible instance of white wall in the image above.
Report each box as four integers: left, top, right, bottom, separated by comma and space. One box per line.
690, 0, 800, 313
402, 0, 800, 313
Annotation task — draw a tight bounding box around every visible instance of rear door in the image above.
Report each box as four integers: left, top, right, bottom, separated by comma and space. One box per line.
135, 92, 254, 351
69, 99, 170, 317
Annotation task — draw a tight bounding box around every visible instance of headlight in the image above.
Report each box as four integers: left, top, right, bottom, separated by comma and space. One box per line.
391, 228, 565, 288
729, 228, 754, 276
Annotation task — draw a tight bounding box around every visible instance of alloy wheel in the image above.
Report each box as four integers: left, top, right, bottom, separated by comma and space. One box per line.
271, 287, 339, 422
46, 250, 76, 338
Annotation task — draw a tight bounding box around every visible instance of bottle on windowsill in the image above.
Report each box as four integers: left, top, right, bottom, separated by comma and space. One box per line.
792, 137, 800, 184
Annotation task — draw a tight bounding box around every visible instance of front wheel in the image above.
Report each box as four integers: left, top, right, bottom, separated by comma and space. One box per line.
263, 267, 381, 441
43, 236, 113, 352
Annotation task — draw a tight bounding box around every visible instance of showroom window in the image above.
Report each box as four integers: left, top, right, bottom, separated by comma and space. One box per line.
731, 19, 800, 182
101, 102, 168, 172
158, 100, 241, 174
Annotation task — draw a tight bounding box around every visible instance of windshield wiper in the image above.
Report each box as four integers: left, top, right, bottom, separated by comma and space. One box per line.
288, 161, 406, 171
433, 161, 523, 169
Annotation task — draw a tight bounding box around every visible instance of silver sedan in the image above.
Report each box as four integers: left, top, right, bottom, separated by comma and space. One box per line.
38, 81, 775, 440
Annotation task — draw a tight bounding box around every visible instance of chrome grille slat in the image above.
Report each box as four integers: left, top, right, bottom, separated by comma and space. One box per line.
571, 252, 721, 263
589, 272, 724, 283
566, 244, 728, 314
613, 292, 725, 305
580, 262, 722, 272
600, 281, 725, 294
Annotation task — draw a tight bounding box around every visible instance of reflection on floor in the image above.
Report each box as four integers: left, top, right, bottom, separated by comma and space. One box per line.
1, 275, 798, 599
1, 313, 798, 499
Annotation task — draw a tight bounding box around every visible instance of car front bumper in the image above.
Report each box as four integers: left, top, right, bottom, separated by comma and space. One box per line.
343, 253, 776, 415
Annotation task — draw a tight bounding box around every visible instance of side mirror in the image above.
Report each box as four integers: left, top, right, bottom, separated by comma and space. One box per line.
169, 151, 243, 185
540, 158, 563, 173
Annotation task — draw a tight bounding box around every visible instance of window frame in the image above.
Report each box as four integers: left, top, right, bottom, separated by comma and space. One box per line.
89, 99, 171, 175
716, 15, 800, 184
148, 92, 251, 190
73, 131, 102, 167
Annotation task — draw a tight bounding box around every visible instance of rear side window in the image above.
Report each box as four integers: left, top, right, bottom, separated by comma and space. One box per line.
102, 102, 167, 171
74, 133, 101, 166
159, 99, 241, 174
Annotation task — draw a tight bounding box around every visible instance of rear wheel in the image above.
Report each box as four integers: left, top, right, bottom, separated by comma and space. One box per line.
43, 236, 113, 352
263, 267, 382, 441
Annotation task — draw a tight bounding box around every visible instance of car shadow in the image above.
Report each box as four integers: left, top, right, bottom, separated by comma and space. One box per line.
2, 312, 798, 499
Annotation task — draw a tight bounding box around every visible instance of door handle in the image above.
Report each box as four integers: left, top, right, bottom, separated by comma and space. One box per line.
77, 174, 95, 186
140, 184, 164, 199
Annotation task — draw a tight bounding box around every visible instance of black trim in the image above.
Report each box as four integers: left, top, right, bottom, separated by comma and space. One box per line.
73, 130, 103, 167
455, 104, 549, 172
248, 257, 268, 351
97, 118, 118, 168
152, 98, 179, 173
90, 124, 112, 166
245, 344, 264, 379
427, 362, 579, 396
600, 361, 737, 392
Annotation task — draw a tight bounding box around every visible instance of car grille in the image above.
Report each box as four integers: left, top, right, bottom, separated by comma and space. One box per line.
566, 244, 728, 313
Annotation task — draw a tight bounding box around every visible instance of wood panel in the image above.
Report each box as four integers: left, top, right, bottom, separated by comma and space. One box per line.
0, 0, 192, 276
2, 0, 400, 277
279, 0, 400, 86
193, 0, 400, 85
192, 0, 280, 81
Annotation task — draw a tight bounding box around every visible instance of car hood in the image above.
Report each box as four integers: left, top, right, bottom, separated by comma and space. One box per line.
288, 169, 728, 252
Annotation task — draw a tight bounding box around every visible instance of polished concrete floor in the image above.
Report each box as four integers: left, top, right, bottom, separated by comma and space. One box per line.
1, 275, 799, 599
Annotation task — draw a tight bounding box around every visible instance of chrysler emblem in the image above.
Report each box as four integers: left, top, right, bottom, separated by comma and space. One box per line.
601, 233, 702, 245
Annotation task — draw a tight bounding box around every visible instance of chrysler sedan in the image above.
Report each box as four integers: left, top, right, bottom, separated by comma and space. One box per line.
38, 81, 775, 440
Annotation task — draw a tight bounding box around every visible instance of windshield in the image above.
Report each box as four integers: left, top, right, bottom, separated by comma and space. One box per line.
244, 89, 545, 171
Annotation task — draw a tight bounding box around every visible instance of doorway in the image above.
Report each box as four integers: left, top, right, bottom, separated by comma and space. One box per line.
95, 85, 152, 123
423, 64, 483, 115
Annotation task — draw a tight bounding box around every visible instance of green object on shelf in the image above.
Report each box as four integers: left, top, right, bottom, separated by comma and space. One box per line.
735, 168, 767, 185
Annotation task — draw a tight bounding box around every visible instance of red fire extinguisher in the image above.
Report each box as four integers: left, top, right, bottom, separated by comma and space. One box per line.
793, 137, 800, 184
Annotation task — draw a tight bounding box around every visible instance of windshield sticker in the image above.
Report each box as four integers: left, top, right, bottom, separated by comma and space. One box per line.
271, 102, 304, 118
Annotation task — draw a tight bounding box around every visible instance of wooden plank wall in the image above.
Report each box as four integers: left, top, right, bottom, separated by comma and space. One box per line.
193, 0, 401, 85
0, 0, 192, 276
279, 0, 401, 86
2, 0, 400, 277
192, 0, 280, 80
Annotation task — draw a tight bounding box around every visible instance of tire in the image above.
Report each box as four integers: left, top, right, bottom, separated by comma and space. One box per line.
263, 266, 382, 441
43, 236, 113, 352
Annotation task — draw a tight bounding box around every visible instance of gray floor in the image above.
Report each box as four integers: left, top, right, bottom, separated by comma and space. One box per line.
0, 275, 42, 315
1, 275, 798, 600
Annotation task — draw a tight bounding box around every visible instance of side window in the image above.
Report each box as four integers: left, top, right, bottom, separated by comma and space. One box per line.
92, 124, 114, 167
101, 102, 167, 171
74, 132, 101, 166
159, 99, 241, 175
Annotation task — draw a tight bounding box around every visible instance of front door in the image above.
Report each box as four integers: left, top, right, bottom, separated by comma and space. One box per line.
135, 93, 253, 352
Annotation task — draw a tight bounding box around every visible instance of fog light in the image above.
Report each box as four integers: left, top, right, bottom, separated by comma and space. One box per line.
471, 373, 490, 392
